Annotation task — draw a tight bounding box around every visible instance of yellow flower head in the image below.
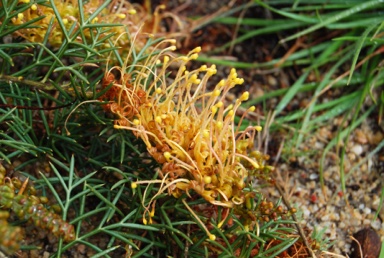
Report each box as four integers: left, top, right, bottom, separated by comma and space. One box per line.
108, 40, 268, 209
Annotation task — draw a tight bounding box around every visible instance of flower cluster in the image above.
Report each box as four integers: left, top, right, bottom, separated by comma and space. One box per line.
5, 0, 128, 47
101, 38, 273, 234
5, 0, 177, 54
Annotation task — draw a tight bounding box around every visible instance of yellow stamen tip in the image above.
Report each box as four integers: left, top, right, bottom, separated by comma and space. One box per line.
189, 74, 198, 83
163, 56, 169, 64
131, 182, 138, 189
215, 101, 223, 108
239, 91, 249, 101
203, 176, 212, 184
192, 46, 202, 53
216, 121, 223, 129
31, 4, 37, 10
128, 9, 137, 15
213, 90, 221, 97
208, 234, 216, 241
207, 68, 217, 76
190, 53, 199, 60
254, 125, 262, 131
155, 116, 162, 123
164, 152, 172, 161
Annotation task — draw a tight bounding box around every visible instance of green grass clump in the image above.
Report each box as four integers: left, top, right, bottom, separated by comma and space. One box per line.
202, 0, 384, 196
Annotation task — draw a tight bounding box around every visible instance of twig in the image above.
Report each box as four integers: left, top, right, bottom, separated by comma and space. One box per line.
258, 109, 314, 257
275, 182, 317, 258
228, 1, 250, 56
0, 101, 74, 110
0, 74, 56, 91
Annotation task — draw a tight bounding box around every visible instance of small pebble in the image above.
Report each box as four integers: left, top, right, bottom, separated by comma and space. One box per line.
329, 213, 340, 221
354, 129, 368, 144
353, 209, 363, 220
363, 207, 371, 215
315, 141, 324, 149
302, 208, 310, 217
368, 131, 384, 144
309, 173, 318, 180
351, 144, 363, 156
267, 75, 277, 86
77, 244, 86, 254
371, 220, 381, 230
321, 214, 329, 221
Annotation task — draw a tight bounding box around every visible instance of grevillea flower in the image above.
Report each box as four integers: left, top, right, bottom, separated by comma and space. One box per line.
5, 0, 179, 54
101, 34, 272, 234
5, 0, 133, 47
